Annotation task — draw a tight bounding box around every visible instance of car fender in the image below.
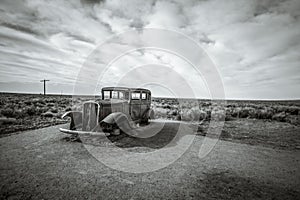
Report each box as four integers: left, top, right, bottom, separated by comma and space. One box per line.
100, 112, 139, 135
148, 108, 155, 119
61, 111, 83, 130
100, 112, 128, 124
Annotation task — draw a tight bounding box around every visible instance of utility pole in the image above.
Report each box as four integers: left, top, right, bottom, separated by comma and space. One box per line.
40, 79, 50, 95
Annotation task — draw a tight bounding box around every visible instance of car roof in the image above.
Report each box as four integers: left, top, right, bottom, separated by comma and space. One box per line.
102, 87, 151, 93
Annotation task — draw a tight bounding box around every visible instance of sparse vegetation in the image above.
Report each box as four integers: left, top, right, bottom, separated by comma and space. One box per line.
151, 98, 300, 125
0, 93, 70, 135
0, 93, 299, 137
0, 93, 299, 199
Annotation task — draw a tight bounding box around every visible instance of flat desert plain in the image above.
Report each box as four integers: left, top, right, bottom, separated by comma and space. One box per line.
0, 93, 299, 199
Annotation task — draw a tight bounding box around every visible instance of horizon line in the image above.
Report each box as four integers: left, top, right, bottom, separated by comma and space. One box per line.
0, 91, 300, 101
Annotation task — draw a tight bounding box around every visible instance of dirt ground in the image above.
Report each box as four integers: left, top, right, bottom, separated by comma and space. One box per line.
199, 118, 300, 151
0, 119, 299, 199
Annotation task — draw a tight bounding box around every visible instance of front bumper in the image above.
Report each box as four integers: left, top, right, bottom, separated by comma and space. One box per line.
59, 128, 110, 136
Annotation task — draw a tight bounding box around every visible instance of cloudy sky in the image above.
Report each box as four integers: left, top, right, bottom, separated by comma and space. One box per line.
0, 0, 299, 99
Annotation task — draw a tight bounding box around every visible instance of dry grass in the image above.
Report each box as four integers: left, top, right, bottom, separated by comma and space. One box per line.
0, 93, 71, 135
151, 98, 300, 125
0, 93, 299, 136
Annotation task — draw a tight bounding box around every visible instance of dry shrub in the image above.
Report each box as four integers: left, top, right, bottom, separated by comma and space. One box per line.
153, 107, 169, 118
32, 98, 45, 104
1, 108, 14, 118
47, 103, 55, 107
0, 117, 17, 125
180, 107, 207, 122
46, 98, 56, 103
24, 106, 36, 116
36, 107, 49, 114
1, 108, 26, 119
24, 100, 32, 105
50, 108, 58, 113
286, 115, 300, 125
272, 112, 287, 122
211, 108, 226, 121
256, 109, 274, 119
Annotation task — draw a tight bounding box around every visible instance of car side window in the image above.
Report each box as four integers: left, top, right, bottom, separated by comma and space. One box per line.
124, 92, 129, 100
112, 91, 118, 99
141, 92, 147, 100
104, 91, 110, 99
119, 91, 124, 99
131, 92, 140, 100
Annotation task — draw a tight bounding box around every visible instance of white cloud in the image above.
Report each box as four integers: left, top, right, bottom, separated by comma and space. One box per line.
0, 0, 299, 99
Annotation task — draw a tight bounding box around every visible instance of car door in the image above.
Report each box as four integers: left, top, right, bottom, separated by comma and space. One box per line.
130, 91, 141, 121
140, 91, 150, 118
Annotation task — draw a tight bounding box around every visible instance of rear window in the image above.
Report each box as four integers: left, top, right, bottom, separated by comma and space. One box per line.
131, 92, 140, 100
141, 92, 147, 100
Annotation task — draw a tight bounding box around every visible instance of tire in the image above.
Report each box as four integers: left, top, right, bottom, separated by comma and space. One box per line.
141, 117, 149, 124
141, 109, 154, 124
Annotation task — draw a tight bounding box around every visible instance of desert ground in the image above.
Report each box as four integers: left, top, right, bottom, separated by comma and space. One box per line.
0, 93, 300, 199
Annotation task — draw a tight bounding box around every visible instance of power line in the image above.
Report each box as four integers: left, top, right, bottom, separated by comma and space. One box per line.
40, 79, 50, 95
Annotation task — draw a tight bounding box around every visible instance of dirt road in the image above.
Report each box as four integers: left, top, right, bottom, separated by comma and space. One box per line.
0, 122, 299, 199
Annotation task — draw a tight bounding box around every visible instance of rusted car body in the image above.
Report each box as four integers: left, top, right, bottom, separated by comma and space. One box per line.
59, 87, 154, 135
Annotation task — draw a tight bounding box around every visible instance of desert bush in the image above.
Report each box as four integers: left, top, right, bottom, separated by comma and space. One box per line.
170, 109, 178, 116
153, 107, 169, 118
47, 103, 55, 107
36, 102, 46, 107
202, 102, 211, 107
179, 109, 192, 121
272, 112, 287, 122
238, 108, 250, 118
256, 109, 274, 119
286, 115, 300, 125
230, 107, 241, 118
36, 107, 49, 114
162, 105, 171, 109
175, 115, 181, 121
0, 117, 17, 125
0, 99, 4, 106
50, 108, 58, 113
180, 107, 207, 121
24, 100, 32, 105
24, 106, 36, 116
32, 98, 45, 104
1, 108, 15, 118
211, 109, 226, 121
1, 108, 26, 119
286, 106, 299, 115
46, 98, 56, 103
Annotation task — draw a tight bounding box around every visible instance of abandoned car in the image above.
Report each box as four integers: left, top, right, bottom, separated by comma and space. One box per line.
59, 87, 154, 135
